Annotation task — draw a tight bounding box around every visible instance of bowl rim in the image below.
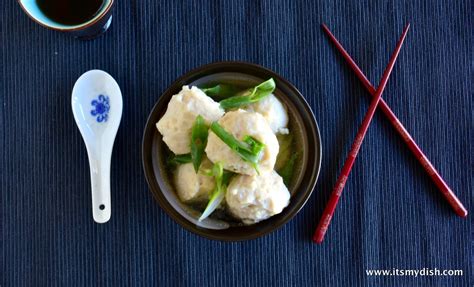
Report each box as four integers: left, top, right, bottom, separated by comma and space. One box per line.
142, 61, 322, 241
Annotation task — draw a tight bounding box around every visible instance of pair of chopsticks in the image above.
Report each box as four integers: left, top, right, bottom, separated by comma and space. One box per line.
313, 24, 467, 244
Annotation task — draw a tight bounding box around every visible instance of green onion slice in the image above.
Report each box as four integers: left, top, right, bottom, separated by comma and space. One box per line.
168, 153, 192, 167
201, 84, 239, 100
190, 115, 209, 172
209, 122, 265, 173
219, 78, 276, 110
199, 163, 233, 221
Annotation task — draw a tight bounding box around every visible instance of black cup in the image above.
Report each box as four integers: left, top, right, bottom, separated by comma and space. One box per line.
18, 0, 114, 39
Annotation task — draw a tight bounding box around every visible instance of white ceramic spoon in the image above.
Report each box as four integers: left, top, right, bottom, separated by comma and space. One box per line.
71, 70, 123, 223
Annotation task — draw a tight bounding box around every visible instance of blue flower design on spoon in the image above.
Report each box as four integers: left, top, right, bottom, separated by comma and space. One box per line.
90, 95, 110, 123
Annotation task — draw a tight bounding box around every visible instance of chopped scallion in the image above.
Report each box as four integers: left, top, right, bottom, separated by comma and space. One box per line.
210, 122, 265, 173
190, 115, 209, 172
219, 78, 276, 110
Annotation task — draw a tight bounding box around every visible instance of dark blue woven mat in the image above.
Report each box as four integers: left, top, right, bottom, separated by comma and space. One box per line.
1, 1, 472, 286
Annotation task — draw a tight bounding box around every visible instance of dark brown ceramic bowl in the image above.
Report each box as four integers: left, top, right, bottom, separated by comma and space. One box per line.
142, 62, 321, 241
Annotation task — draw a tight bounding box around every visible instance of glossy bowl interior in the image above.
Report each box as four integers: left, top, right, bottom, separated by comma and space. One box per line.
142, 62, 322, 241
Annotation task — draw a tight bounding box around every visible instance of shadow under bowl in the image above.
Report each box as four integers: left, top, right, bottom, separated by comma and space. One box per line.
142, 61, 322, 241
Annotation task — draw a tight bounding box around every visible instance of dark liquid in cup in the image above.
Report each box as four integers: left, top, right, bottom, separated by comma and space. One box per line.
36, 0, 104, 26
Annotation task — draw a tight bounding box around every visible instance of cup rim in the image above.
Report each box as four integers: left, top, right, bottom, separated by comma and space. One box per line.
142, 61, 323, 241
17, 0, 114, 31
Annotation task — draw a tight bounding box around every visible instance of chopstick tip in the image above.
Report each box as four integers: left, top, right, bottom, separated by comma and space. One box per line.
457, 209, 468, 218
312, 233, 325, 244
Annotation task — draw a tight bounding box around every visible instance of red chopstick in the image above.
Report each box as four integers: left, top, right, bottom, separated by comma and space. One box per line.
313, 24, 411, 244
321, 24, 467, 218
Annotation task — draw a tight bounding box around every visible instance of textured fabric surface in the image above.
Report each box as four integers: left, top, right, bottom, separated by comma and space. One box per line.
1, 1, 472, 286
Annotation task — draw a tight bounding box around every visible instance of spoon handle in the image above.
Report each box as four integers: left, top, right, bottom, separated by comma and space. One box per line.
88, 149, 112, 223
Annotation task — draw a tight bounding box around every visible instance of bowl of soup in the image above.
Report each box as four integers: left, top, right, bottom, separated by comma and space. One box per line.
142, 61, 321, 241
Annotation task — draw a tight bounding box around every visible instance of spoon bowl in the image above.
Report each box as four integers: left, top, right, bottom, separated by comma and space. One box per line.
72, 70, 123, 223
